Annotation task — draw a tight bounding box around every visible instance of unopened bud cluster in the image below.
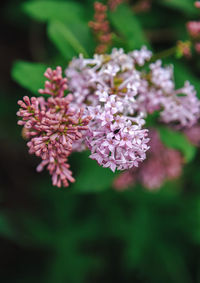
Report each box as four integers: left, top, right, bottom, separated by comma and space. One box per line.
17, 67, 90, 187
186, 2, 200, 53
89, 2, 112, 54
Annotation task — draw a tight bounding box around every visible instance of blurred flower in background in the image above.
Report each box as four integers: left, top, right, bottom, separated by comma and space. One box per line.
114, 129, 183, 190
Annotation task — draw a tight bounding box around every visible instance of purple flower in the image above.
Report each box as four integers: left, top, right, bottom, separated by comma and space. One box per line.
86, 102, 149, 172
17, 46, 200, 189
130, 46, 152, 66
65, 46, 200, 174
113, 129, 183, 190
160, 81, 200, 128
184, 123, 200, 146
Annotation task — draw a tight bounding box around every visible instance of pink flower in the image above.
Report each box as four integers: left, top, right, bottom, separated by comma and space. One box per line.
187, 21, 200, 38
149, 60, 174, 94
67, 48, 200, 129
86, 104, 149, 172
65, 47, 200, 174
113, 170, 136, 191
17, 67, 91, 188
39, 67, 68, 97
184, 124, 200, 146
130, 46, 152, 66
160, 81, 200, 128
113, 129, 183, 190
195, 1, 200, 8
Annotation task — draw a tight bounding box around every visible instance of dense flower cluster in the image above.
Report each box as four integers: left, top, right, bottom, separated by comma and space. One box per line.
67, 47, 200, 129
66, 47, 154, 171
113, 129, 183, 190
89, 2, 112, 54
86, 104, 149, 172
17, 67, 90, 187
17, 46, 200, 188
65, 46, 200, 174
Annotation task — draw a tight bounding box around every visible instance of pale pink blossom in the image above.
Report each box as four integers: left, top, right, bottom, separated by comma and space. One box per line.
160, 81, 200, 128
130, 46, 152, 66
86, 100, 149, 172
113, 130, 183, 190
195, 1, 200, 8
187, 21, 200, 38
184, 124, 200, 146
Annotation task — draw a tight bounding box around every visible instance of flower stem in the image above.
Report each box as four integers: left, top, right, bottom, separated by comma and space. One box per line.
151, 46, 177, 61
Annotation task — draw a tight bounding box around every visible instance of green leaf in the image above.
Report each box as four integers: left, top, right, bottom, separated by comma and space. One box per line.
23, 1, 94, 56
12, 61, 47, 94
47, 21, 88, 60
71, 151, 114, 192
157, 243, 191, 283
125, 205, 154, 267
23, 1, 85, 25
158, 127, 196, 163
173, 61, 200, 98
109, 3, 149, 50
160, 0, 198, 15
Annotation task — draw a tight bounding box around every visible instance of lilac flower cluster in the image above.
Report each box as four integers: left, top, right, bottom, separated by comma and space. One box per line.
65, 46, 200, 174
17, 67, 90, 188
113, 129, 183, 191
66, 47, 153, 171
17, 46, 200, 188
67, 47, 200, 130
86, 102, 149, 172
140, 61, 200, 127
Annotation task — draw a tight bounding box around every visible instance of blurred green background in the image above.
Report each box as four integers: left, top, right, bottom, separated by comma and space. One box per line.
1, 0, 200, 282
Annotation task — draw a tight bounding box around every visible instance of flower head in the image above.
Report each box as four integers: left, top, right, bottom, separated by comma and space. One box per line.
113, 129, 183, 190
17, 67, 91, 188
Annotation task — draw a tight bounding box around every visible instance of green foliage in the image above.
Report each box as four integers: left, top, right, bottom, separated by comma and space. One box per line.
158, 126, 196, 163
16, 190, 100, 283
71, 151, 115, 192
173, 61, 200, 97
12, 61, 47, 95
23, 0, 94, 56
48, 21, 89, 59
109, 3, 149, 50
23, 1, 86, 25
159, 0, 198, 15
